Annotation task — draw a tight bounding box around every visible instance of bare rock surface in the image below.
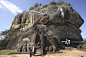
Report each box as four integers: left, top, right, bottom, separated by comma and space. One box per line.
6, 3, 84, 53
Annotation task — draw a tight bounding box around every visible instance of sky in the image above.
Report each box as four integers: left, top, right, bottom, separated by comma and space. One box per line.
0, 0, 86, 39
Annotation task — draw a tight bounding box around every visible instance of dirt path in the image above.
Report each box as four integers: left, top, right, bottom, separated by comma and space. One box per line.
0, 49, 86, 57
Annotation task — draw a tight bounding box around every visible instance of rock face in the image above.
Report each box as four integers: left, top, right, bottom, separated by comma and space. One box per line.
6, 3, 84, 53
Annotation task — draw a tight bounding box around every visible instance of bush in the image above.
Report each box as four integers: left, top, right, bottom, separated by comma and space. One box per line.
22, 10, 26, 13
29, 6, 34, 10
34, 3, 39, 8
82, 45, 85, 49
49, 1, 57, 5
0, 37, 11, 48
77, 40, 86, 49
77, 46, 79, 48
57, 0, 64, 5
39, 4, 42, 6
0, 28, 17, 48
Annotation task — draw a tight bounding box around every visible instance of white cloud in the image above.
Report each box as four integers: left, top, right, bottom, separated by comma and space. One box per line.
0, 0, 23, 14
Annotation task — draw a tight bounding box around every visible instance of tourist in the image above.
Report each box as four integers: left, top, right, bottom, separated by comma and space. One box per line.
38, 42, 40, 46
70, 47, 71, 50
30, 49, 32, 57
35, 44, 36, 48
37, 43, 38, 46
35, 44, 36, 46
80, 46, 82, 49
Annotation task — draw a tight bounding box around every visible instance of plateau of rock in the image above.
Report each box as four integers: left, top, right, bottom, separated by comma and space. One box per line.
6, 2, 84, 55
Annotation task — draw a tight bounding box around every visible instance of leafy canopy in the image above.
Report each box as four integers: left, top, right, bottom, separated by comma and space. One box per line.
56, 0, 64, 5
1, 28, 16, 35
34, 3, 39, 8
0, 28, 17, 48
29, 6, 34, 10
77, 40, 86, 49
49, 1, 57, 5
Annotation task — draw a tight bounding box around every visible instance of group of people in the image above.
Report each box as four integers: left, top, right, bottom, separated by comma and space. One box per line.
35, 42, 41, 46
30, 42, 41, 57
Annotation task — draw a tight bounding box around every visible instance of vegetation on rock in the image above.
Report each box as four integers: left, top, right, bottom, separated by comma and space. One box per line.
49, 0, 64, 5
22, 10, 26, 13
77, 40, 86, 49
29, 3, 42, 11
29, 6, 34, 10
39, 4, 42, 6
56, 0, 64, 5
34, 3, 42, 8
49, 1, 57, 5
34, 3, 39, 8
29, 0, 64, 10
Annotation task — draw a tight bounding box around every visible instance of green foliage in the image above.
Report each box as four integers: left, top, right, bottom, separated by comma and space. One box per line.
29, 3, 42, 11
0, 28, 17, 48
34, 3, 39, 8
77, 40, 86, 49
77, 46, 79, 48
1, 30, 8, 35
0, 50, 14, 55
22, 10, 26, 13
39, 4, 42, 6
34, 3, 42, 8
1, 28, 16, 35
0, 37, 11, 48
57, 0, 64, 5
53, 0, 55, 2
82, 45, 85, 48
49, 1, 57, 5
1, 28, 17, 35
29, 6, 34, 10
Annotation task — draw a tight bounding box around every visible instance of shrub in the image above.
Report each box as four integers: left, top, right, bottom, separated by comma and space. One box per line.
22, 10, 26, 13
0, 28, 17, 48
77, 40, 86, 49
82, 45, 85, 49
34, 3, 39, 8
57, 0, 64, 5
29, 6, 34, 10
0, 38, 11, 48
49, 1, 57, 5
39, 4, 42, 6
77, 46, 79, 48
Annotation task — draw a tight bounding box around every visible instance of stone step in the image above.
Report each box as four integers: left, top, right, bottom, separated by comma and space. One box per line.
34, 48, 42, 55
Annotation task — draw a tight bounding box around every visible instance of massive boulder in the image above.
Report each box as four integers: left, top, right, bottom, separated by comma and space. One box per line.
6, 2, 84, 52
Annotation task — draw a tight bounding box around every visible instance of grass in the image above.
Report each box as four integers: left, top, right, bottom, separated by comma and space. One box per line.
0, 50, 14, 55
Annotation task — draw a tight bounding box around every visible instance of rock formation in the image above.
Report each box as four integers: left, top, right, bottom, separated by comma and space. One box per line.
6, 2, 84, 54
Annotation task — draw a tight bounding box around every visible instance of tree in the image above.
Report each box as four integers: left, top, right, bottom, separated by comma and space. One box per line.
57, 0, 64, 5
34, 3, 39, 8
29, 6, 34, 10
0, 37, 11, 48
1, 28, 16, 36
49, 1, 57, 5
22, 10, 26, 13
39, 3, 42, 6
77, 40, 86, 49
0, 28, 17, 48
53, 0, 55, 2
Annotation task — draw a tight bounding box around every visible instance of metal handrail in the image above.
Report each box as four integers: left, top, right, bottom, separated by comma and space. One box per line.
32, 11, 46, 36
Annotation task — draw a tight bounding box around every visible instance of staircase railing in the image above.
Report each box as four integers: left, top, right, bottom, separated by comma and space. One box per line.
30, 10, 46, 55
30, 10, 46, 35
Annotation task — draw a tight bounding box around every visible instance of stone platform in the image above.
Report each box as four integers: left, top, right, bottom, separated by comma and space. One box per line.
10, 52, 30, 54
